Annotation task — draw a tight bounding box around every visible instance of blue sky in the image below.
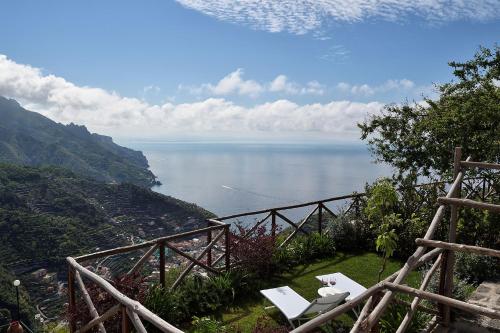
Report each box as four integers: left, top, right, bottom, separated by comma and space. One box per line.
0, 0, 498, 141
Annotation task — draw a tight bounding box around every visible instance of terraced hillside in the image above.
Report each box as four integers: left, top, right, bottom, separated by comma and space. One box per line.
0, 163, 213, 322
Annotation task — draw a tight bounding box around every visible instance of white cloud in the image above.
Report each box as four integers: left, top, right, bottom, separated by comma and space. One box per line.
0, 54, 383, 139
337, 79, 416, 96
176, 0, 500, 35
182, 70, 325, 97
179, 69, 263, 97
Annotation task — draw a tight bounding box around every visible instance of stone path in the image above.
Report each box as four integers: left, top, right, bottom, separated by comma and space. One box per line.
461, 281, 500, 331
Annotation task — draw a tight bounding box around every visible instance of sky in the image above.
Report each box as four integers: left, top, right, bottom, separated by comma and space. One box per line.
0, 0, 499, 142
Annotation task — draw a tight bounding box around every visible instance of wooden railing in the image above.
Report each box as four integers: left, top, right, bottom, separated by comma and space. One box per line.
291, 147, 500, 333
66, 148, 499, 332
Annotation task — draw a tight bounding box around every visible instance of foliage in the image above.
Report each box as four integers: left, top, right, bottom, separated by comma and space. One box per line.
425, 266, 475, 302
0, 265, 35, 328
359, 46, 500, 180
145, 272, 239, 327
455, 252, 500, 284
327, 206, 373, 252
365, 179, 402, 281
0, 96, 158, 187
251, 316, 288, 333
457, 206, 500, 250
379, 303, 430, 333
275, 232, 336, 269
191, 316, 228, 333
69, 273, 146, 332
230, 224, 280, 278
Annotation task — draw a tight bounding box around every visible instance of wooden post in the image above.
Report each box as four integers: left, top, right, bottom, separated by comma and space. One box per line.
354, 197, 360, 218
225, 224, 231, 271
207, 220, 213, 267
68, 267, 76, 333
121, 305, 130, 333
439, 147, 462, 326
482, 176, 486, 200
271, 210, 276, 240
159, 241, 165, 288
318, 203, 323, 234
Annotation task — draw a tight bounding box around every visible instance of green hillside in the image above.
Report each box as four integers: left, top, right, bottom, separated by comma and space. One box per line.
0, 96, 158, 187
0, 163, 213, 323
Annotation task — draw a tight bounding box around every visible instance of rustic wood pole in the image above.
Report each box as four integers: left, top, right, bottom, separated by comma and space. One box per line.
439, 146, 462, 326
225, 224, 231, 271
207, 221, 213, 267
121, 305, 130, 333
481, 177, 486, 201
271, 210, 276, 239
68, 267, 76, 333
159, 241, 165, 288
318, 203, 323, 234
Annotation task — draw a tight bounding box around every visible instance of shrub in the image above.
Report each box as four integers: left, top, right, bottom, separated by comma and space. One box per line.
69, 273, 146, 332
425, 266, 475, 302
251, 315, 288, 333
379, 303, 430, 333
275, 232, 336, 269
455, 252, 500, 284
191, 316, 228, 333
327, 213, 372, 252
144, 272, 239, 327
230, 224, 280, 278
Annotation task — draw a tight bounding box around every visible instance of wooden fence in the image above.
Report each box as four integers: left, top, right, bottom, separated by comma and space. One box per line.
291, 147, 500, 333
65, 147, 498, 332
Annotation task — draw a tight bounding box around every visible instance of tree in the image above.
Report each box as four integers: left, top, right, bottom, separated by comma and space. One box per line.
359, 46, 500, 180
365, 179, 401, 282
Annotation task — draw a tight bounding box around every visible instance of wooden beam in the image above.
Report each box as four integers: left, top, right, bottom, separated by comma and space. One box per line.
461, 160, 500, 170
364, 156, 470, 329
415, 239, 500, 258
165, 242, 219, 274
76, 224, 226, 262
274, 211, 300, 231
437, 197, 500, 213
396, 254, 442, 333
241, 212, 272, 239
126, 308, 147, 333
291, 283, 385, 333
207, 221, 212, 267
77, 304, 120, 333
159, 241, 165, 288
384, 282, 500, 319
68, 268, 76, 333
127, 244, 158, 276
216, 193, 364, 220
224, 224, 230, 271
74, 271, 106, 333
170, 230, 225, 290
67, 257, 184, 333
278, 205, 319, 248
321, 204, 337, 219
440, 146, 462, 326
121, 305, 129, 333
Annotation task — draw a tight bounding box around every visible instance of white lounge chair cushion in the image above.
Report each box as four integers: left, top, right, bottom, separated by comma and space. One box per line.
260, 286, 310, 319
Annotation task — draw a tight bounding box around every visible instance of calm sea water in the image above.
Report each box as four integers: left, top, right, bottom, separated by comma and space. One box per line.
123, 142, 392, 219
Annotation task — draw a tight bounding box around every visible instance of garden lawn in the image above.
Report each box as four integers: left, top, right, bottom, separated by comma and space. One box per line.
219, 252, 420, 332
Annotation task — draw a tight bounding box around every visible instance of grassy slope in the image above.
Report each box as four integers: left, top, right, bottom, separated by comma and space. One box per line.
220, 252, 420, 332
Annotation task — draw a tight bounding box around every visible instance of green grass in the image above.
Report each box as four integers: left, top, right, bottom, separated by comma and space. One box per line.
219, 252, 420, 332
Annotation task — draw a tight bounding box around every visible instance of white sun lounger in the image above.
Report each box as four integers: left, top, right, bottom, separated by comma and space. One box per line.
260, 286, 349, 328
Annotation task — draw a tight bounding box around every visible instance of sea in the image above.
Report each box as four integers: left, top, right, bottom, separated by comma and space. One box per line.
122, 142, 392, 221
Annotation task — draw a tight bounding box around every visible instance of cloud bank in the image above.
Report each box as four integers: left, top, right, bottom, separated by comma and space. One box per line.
180, 69, 325, 97
0, 54, 383, 139
176, 0, 500, 35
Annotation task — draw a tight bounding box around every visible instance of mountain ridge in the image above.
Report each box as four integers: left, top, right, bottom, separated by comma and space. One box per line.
0, 96, 158, 187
